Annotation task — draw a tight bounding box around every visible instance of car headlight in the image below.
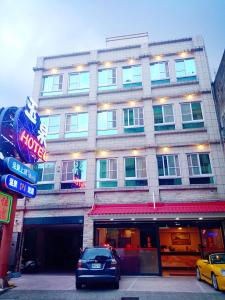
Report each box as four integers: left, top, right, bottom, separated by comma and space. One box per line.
221, 269, 225, 276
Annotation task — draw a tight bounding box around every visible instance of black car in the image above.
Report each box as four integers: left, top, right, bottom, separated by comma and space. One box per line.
76, 247, 120, 289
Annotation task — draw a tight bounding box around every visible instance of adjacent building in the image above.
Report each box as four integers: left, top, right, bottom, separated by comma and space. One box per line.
15, 33, 225, 275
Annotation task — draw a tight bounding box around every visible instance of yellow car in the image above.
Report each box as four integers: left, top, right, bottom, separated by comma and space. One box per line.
196, 253, 225, 291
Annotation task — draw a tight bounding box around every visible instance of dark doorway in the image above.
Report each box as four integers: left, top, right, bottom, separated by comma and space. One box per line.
23, 225, 83, 273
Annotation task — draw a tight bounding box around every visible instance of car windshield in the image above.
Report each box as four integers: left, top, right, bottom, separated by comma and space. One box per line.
82, 248, 112, 260
210, 253, 225, 264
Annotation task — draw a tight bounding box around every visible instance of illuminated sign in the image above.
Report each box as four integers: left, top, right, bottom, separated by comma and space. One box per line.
1, 174, 36, 198
73, 176, 86, 188
1, 157, 38, 184
0, 192, 12, 223
0, 97, 48, 164
19, 129, 47, 162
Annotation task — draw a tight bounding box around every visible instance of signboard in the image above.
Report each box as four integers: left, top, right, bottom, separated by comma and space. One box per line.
0, 97, 48, 163
0, 192, 12, 223
1, 157, 38, 184
1, 174, 36, 198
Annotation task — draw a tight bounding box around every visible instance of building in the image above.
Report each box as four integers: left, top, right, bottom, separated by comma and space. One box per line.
15, 33, 225, 276
213, 50, 225, 142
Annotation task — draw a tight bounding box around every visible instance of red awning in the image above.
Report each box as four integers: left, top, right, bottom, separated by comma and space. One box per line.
88, 201, 225, 216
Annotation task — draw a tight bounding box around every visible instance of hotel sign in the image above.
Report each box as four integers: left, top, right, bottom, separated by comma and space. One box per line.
0, 192, 12, 223
0, 97, 48, 164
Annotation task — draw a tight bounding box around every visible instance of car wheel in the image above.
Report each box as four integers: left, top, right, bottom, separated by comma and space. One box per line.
196, 267, 201, 281
113, 281, 119, 289
76, 281, 82, 290
211, 273, 219, 290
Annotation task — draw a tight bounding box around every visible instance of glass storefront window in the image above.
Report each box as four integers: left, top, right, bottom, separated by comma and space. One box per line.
200, 228, 224, 259
95, 226, 159, 274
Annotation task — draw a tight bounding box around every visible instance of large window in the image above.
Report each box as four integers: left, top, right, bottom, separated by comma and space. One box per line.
122, 65, 142, 88
180, 102, 204, 129
33, 162, 55, 190
187, 153, 214, 184
175, 58, 197, 82
124, 107, 144, 133
41, 75, 63, 96
40, 115, 60, 139
61, 160, 87, 189
153, 104, 175, 131
124, 157, 147, 186
98, 68, 117, 90
150, 62, 170, 85
97, 110, 117, 135
96, 158, 117, 188
65, 113, 88, 138
68, 72, 89, 93
157, 155, 181, 185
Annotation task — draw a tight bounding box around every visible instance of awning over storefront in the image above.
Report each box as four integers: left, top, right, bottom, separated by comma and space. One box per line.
88, 201, 225, 217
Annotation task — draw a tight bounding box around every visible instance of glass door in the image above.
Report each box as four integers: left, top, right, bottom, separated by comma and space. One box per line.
200, 227, 224, 258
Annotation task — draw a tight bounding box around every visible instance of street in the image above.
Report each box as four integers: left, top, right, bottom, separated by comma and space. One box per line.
0, 275, 224, 300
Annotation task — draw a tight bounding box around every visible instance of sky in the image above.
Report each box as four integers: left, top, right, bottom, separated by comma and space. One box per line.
0, 0, 225, 107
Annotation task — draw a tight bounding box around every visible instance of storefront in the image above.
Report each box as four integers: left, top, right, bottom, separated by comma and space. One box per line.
89, 201, 225, 276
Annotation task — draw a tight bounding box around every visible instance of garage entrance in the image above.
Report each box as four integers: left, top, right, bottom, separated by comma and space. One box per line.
22, 216, 83, 273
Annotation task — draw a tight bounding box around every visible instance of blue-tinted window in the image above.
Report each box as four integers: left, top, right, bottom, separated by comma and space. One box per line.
61, 160, 87, 189
97, 110, 117, 135
98, 68, 117, 90
175, 58, 196, 79
124, 157, 147, 186
96, 158, 117, 188
65, 113, 88, 138
68, 72, 89, 93
150, 62, 169, 84
181, 102, 203, 129
34, 162, 56, 182
40, 115, 60, 139
41, 75, 63, 96
123, 65, 142, 87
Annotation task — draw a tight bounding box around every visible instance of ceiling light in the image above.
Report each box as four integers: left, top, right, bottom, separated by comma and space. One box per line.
175, 217, 180, 220
153, 217, 157, 220
199, 217, 203, 220
110, 218, 114, 221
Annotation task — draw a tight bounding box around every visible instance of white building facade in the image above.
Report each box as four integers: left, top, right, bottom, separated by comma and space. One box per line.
16, 33, 225, 275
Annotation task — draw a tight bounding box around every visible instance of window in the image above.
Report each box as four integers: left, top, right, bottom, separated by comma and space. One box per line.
187, 153, 214, 184
97, 110, 117, 135
124, 157, 147, 186
41, 75, 63, 96
68, 72, 89, 93
157, 155, 181, 185
153, 105, 175, 131
122, 65, 142, 88
175, 58, 197, 82
65, 113, 88, 138
98, 68, 117, 90
33, 162, 55, 190
61, 160, 87, 189
96, 158, 117, 188
124, 107, 144, 133
150, 62, 170, 85
40, 115, 60, 139
181, 102, 204, 129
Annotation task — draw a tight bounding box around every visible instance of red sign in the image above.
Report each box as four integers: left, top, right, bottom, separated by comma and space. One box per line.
19, 129, 47, 162
0, 192, 13, 223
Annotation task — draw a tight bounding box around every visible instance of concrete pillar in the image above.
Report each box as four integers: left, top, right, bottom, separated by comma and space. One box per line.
82, 211, 94, 248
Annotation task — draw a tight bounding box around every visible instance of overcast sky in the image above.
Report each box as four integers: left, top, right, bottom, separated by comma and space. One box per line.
0, 0, 225, 107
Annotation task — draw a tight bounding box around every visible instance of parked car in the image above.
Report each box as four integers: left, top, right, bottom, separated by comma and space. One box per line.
196, 253, 225, 291
76, 246, 120, 289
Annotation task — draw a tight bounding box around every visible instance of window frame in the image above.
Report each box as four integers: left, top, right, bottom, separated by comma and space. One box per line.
180, 101, 203, 124
123, 107, 144, 128
68, 71, 90, 93
187, 153, 213, 177
40, 115, 61, 136
175, 58, 196, 79
157, 154, 181, 178
150, 61, 170, 81
65, 112, 88, 133
61, 159, 87, 183
97, 110, 117, 131
98, 68, 117, 88
96, 158, 118, 182
153, 104, 175, 125
41, 74, 63, 95
35, 162, 56, 183
122, 64, 142, 84
124, 156, 147, 180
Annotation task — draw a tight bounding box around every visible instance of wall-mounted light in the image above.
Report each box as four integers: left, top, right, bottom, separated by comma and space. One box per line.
159, 97, 167, 104
162, 147, 170, 153
180, 51, 188, 58
197, 144, 205, 150
132, 149, 139, 155
185, 94, 195, 100
129, 100, 136, 107
102, 103, 111, 110
76, 65, 84, 71
155, 55, 162, 61
128, 58, 135, 64
74, 106, 82, 112
99, 150, 108, 156
175, 217, 180, 220
104, 62, 112, 68
73, 152, 81, 158
199, 217, 203, 220
45, 109, 52, 114
110, 218, 114, 221
50, 68, 58, 74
